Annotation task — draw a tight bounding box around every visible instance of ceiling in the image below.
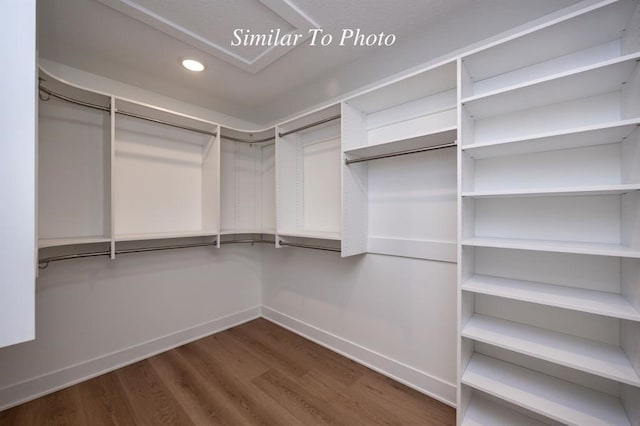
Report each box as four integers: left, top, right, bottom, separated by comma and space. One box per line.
37, 0, 581, 126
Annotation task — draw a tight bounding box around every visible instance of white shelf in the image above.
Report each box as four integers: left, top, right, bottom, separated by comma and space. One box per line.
463, 314, 640, 386
277, 230, 341, 241
38, 237, 111, 249
220, 229, 271, 235
115, 231, 218, 242
462, 354, 631, 426
344, 126, 456, 162
462, 237, 640, 258
461, 119, 640, 158
462, 184, 640, 198
461, 0, 637, 94
462, 392, 545, 426
463, 54, 640, 119
463, 275, 640, 322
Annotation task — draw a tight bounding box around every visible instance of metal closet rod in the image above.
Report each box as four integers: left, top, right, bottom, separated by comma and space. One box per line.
221, 135, 275, 144
345, 141, 457, 165
114, 109, 217, 137
39, 85, 110, 113
38, 240, 218, 268
38, 84, 217, 138
278, 114, 341, 138
220, 239, 272, 245
279, 240, 341, 252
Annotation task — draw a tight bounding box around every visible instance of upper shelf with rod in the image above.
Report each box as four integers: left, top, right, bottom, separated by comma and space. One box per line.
342, 59, 457, 156
276, 104, 343, 243
219, 127, 277, 236
38, 71, 113, 251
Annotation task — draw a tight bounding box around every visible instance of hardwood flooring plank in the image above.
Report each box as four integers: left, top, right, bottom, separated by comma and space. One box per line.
74, 373, 138, 426
251, 368, 350, 426
147, 349, 245, 425
0, 398, 36, 426
193, 330, 271, 382
30, 387, 87, 426
247, 319, 365, 386
115, 360, 194, 426
176, 342, 302, 426
226, 323, 309, 379
352, 371, 454, 425
300, 368, 406, 426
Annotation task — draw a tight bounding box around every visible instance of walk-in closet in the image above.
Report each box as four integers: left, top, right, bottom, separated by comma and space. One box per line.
2, 0, 639, 424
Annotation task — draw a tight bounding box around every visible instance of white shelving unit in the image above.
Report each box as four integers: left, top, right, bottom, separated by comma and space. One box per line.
342, 60, 458, 259
276, 104, 342, 245
219, 127, 276, 237
462, 392, 551, 426
457, 0, 640, 424
113, 99, 220, 244
462, 354, 632, 426
38, 71, 113, 252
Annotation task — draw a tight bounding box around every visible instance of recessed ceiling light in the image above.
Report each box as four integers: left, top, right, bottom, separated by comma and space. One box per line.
182, 58, 205, 72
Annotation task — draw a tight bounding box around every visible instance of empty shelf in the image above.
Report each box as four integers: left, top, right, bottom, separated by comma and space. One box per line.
115, 231, 218, 242
461, 119, 640, 159
278, 230, 341, 241
463, 275, 640, 321
462, 314, 640, 386
462, 184, 640, 198
462, 237, 640, 258
462, 354, 631, 426
462, 392, 546, 426
38, 237, 111, 248
462, 54, 640, 119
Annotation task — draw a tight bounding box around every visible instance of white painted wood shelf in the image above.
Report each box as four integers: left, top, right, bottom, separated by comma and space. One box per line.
461, 53, 640, 110
462, 392, 546, 426
114, 231, 218, 242
462, 354, 632, 426
38, 237, 111, 249
343, 126, 456, 163
461, 119, 640, 157
462, 184, 640, 198
463, 275, 640, 321
462, 314, 640, 386
277, 230, 341, 241
460, 0, 638, 98
462, 237, 640, 258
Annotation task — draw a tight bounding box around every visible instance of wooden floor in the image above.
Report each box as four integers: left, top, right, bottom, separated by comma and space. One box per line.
0, 318, 454, 425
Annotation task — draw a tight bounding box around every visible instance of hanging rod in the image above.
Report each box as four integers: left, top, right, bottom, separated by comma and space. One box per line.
116, 240, 218, 255
115, 109, 217, 137
278, 240, 341, 253
38, 85, 111, 113
278, 114, 341, 138
38, 250, 111, 269
38, 240, 217, 269
220, 239, 272, 245
221, 135, 275, 144
345, 141, 457, 165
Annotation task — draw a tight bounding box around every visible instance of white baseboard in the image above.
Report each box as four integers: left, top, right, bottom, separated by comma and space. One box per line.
0, 306, 261, 411
261, 306, 456, 407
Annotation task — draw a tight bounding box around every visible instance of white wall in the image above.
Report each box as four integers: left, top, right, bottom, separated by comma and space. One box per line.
0, 245, 261, 410
0, 0, 37, 349
261, 245, 457, 406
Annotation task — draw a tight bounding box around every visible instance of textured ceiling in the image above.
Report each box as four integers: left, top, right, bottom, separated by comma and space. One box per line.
37, 0, 581, 126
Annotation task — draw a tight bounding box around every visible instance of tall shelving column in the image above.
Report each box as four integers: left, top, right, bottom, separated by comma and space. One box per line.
457, 0, 640, 424
219, 127, 276, 238
341, 60, 458, 260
